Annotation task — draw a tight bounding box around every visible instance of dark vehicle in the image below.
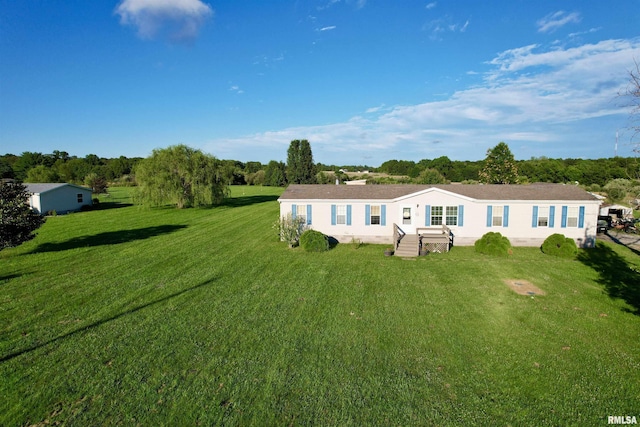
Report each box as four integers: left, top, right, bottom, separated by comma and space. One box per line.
597, 215, 611, 233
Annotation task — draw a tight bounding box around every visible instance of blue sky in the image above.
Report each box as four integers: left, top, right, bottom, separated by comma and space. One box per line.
1, 1, 639, 166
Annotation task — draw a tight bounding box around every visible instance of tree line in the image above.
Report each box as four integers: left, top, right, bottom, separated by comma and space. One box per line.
1, 144, 638, 190
377, 154, 639, 186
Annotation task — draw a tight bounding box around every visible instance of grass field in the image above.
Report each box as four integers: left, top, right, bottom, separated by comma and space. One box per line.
1, 186, 639, 426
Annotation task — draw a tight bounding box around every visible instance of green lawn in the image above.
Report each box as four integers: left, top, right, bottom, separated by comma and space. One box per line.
1, 186, 639, 426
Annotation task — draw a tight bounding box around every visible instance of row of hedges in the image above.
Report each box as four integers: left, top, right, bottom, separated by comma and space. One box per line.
474, 232, 577, 258
282, 227, 578, 258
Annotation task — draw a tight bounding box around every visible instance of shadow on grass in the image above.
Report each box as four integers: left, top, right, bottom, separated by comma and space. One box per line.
0, 276, 217, 363
602, 230, 640, 256
0, 273, 22, 284
90, 201, 134, 211
577, 241, 640, 315
222, 194, 279, 208
29, 225, 187, 254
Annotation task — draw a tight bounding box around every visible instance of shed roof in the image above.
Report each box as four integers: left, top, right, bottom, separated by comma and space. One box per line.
25, 183, 92, 194
278, 183, 600, 202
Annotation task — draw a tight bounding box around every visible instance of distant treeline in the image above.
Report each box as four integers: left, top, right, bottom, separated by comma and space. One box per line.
1, 151, 638, 189
376, 156, 639, 186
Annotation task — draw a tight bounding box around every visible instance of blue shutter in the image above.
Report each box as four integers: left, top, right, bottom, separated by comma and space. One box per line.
381, 205, 386, 226
292, 204, 297, 218
578, 206, 585, 228
307, 205, 312, 225
532, 206, 538, 228
346, 205, 352, 226
458, 205, 464, 227
504, 205, 509, 228
486, 206, 493, 227
365, 204, 371, 226
425, 205, 431, 226
549, 206, 555, 228
561, 206, 568, 228
331, 205, 336, 225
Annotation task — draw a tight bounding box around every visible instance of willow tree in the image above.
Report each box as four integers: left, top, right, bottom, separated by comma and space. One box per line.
478, 142, 519, 184
134, 145, 228, 208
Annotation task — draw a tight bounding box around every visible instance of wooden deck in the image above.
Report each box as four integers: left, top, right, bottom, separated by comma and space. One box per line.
393, 224, 453, 257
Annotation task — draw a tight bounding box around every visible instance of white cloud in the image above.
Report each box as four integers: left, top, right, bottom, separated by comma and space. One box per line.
318, 25, 337, 32
424, 16, 470, 41
204, 38, 640, 164
569, 27, 601, 38
426, 2, 437, 10
537, 11, 581, 33
229, 85, 244, 94
115, 0, 213, 42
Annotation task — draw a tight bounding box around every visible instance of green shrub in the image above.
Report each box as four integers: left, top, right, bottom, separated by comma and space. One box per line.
300, 229, 329, 252
474, 232, 512, 256
541, 233, 577, 258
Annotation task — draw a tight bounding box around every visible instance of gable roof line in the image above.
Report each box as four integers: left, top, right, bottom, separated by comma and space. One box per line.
24, 183, 92, 194
393, 187, 476, 203
278, 183, 601, 202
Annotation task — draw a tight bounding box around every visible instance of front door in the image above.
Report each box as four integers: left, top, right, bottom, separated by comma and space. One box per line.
400, 206, 415, 234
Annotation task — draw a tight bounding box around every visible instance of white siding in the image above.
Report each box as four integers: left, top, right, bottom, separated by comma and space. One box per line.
30, 186, 93, 214
279, 187, 601, 247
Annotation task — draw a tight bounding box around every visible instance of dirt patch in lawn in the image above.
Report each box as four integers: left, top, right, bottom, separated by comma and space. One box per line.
504, 279, 546, 296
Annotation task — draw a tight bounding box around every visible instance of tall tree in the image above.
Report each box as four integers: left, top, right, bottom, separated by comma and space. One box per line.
286, 139, 301, 183
286, 139, 316, 184
478, 142, 519, 184
25, 165, 61, 183
0, 181, 46, 250
134, 145, 228, 208
264, 161, 287, 186
415, 168, 448, 184
621, 60, 640, 152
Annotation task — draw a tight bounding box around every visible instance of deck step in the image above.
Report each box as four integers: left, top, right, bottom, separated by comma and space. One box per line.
394, 234, 419, 257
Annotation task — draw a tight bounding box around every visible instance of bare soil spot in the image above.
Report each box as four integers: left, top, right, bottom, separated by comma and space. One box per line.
504, 279, 546, 296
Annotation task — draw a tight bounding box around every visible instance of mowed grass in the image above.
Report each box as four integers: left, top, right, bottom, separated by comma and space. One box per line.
1, 186, 639, 426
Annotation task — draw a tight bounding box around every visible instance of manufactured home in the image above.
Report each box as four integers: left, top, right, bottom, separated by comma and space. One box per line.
278, 183, 601, 256
25, 183, 93, 215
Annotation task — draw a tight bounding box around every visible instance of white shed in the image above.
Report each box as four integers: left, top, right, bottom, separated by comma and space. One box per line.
25, 183, 93, 214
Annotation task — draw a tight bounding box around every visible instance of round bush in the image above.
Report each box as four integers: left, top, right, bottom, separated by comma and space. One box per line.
541, 233, 577, 258
474, 232, 512, 256
299, 229, 330, 252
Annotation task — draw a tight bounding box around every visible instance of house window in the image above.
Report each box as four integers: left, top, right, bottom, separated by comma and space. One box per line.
370, 205, 381, 225
336, 205, 346, 225
492, 206, 503, 227
77, 193, 83, 203
402, 207, 411, 225
538, 206, 549, 227
296, 205, 307, 224
566, 207, 579, 227
445, 206, 458, 226
431, 206, 443, 225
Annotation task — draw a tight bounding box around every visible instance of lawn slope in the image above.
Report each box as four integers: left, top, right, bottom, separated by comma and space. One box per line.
1, 186, 639, 426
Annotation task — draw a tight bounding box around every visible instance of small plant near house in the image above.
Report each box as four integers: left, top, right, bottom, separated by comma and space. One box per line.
350, 237, 363, 249
541, 233, 577, 259
299, 229, 330, 252
273, 213, 306, 247
474, 232, 512, 257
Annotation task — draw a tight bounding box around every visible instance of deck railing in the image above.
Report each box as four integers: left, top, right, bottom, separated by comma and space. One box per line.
393, 223, 406, 251
416, 224, 453, 253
